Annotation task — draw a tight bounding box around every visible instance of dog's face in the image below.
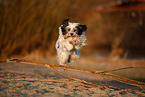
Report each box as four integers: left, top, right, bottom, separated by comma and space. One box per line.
61, 19, 87, 39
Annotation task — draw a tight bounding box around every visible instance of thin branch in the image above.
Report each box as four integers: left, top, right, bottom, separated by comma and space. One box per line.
103, 73, 145, 85
99, 66, 145, 73
100, 74, 109, 87
45, 64, 99, 88
114, 78, 145, 90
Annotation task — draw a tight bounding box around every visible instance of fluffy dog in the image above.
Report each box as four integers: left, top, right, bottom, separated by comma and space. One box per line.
56, 19, 87, 65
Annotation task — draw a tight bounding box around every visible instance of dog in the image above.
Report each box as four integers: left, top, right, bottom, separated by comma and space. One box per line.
56, 19, 87, 65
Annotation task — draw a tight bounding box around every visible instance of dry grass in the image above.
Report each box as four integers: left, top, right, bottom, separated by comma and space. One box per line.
0, 0, 97, 57
0, 0, 145, 58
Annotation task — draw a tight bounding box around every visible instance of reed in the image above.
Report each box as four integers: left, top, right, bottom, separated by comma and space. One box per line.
0, 0, 94, 57
0, 0, 145, 58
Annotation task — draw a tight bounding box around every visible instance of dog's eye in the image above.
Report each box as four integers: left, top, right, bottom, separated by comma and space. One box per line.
68, 29, 71, 31
74, 30, 76, 32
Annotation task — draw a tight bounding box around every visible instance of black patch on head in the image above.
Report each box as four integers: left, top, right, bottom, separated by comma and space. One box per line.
76, 24, 87, 35
61, 19, 69, 35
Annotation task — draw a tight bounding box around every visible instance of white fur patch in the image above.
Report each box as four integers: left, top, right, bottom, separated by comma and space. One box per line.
56, 22, 87, 65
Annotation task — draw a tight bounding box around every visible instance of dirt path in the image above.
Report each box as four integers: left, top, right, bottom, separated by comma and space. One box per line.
0, 59, 145, 96
0, 69, 145, 97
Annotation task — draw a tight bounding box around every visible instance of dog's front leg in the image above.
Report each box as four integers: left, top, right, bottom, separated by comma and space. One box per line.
63, 40, 74, 51
73, 38, 82, 50
75, 44, 82, 50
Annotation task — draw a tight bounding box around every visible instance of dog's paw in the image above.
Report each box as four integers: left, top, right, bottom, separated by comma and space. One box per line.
69, 55, 80, 62
67, 44, 73, 51
63, 40, 74, 51
75, 45, 82, 50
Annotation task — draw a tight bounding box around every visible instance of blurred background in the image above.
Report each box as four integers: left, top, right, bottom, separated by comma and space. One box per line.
0, 0, 145, 59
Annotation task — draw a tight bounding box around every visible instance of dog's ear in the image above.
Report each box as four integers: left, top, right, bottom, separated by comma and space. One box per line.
77, 24, 87, 35
62, 19, 69, 27
61, 19, 69, 34
78, 24, 87, 32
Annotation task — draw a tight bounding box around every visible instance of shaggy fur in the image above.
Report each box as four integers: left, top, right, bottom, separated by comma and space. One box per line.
56, 19, 87, 65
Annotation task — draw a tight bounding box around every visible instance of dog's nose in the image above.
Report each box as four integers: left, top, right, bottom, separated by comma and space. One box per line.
70, 33, 73, 36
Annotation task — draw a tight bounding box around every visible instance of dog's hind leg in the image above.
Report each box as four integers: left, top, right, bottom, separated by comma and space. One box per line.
68, 51, 80, 62
58, 51, 70, 65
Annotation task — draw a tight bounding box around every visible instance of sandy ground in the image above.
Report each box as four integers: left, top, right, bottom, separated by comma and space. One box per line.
0, 56, 145, 96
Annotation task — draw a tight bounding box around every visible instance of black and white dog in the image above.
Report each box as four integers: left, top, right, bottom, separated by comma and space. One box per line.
56, 19, 87, 65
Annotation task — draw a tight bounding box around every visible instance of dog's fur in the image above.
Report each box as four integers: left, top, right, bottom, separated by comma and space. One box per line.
56, 19, 87, 65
